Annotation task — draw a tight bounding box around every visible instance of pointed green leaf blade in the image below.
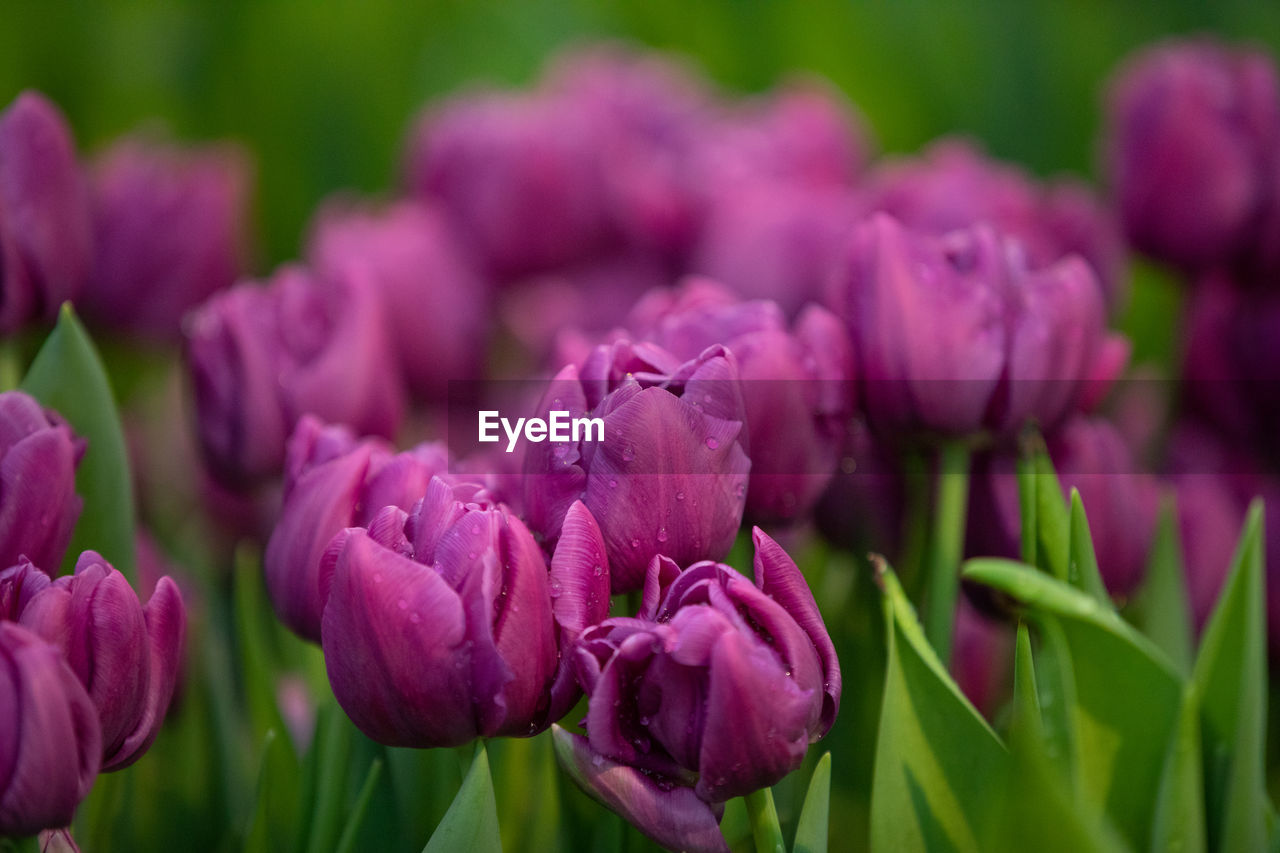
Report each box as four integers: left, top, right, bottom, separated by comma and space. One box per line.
963, 558, 1182, 848
21, 304, 135, 578
1129, 495, 1194, 676
1190, 500, 1269, 853
1067, 490, 1110, 606
870, 560, 1007, 853
424, 742, 502, 853
793, 752, 831, 853
1150, 687, 1206, 853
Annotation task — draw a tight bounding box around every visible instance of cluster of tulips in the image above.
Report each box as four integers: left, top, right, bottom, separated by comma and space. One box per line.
1, 31, 1279, 853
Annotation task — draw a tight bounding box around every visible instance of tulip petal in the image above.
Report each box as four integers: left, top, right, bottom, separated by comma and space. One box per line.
0, 426, 83, 572
489, 514, 557, 736
545, 502, 612, 723
552, 726, 729, 853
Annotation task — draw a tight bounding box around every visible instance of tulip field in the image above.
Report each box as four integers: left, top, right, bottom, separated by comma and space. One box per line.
4, 3, 1280, 852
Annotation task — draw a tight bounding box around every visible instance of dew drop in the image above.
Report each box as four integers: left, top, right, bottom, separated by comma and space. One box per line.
397, 598, 408, 610
656, 527, 669, 543
621, 445, 636, 462
409, 613, 421, 624
592, 565, 604, 577
608, 477, 618, 488
591, 753, 605, 767
705, 436, 719, 450
630, 539, 640, 549
734, 483, 746, 498
373, 572, 383, 584
675, 490, 686, 501
549, 579, 564, 599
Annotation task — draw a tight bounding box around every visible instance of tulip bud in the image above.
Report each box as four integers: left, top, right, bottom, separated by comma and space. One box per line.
404, 93, 608, 279
524, 339, 751, 592
265, 417, 451, 642
834, 214, 1108, 441
0, 622, 101, 836
867, 139, 1125, 309
0, 91, 92, 331
626, 278, 852, 525
308, 199, 488, 399
561, 529, 837, 848
1105, 39, 1280, 271
5, 553, 186, 771
0, 390, 84, 572
320, 491, 610, 747
83, 134, 250, 339
185, 263, 405, 489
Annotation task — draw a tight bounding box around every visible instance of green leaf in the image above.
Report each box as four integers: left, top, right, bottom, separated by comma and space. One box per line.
963, 558, 1182, 848
1067, 490, 1109, 606
1128, 495, 1194, 676
20, 304, 135, 579
1017, 432, 1070, 581
334, 759, 384, 853
1011, 624, 1041, 736
870, 559, 1007, 852
423, 742, 502, 853
305, 701, 356, 853
244, 729, 286, 853
793, 752, 831, 853
491, 731, 562, 853
1190, 500, 1269, 853
1030, 616, 1080, 795
745, 786, 785, 853
1150, 687, 1206, 853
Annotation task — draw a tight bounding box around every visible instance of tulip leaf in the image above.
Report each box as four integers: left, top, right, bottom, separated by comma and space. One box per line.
1016, 434, 1069, 581
334, 758, 384, 853
870, 559, 1007, 853
1150, 687, 1206, 853
21, 303, 135, 579
1029, 616, 1080, 793
423, 742, 502, 853
491, 732, 563, 853
1011, 624, 1040, 734
793, 752, 831, 853
1067, 490, 1109, 606
1190, 500, 1269, 853
243, 729, 286, 853
962, 558, 1182, 848
304, 701, 356, 853
1129, 495, 1194, 676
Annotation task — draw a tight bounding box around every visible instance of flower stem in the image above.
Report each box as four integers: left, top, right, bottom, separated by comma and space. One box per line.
743, 786, 785, 853
923, 441, 972, 667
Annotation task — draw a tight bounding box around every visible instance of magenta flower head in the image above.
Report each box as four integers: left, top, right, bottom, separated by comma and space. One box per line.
0, 622, 100, 836
185, 263, 405, 489
320, 487, 611, 747
1105, 39, 1280, 271
868, 139, 1126, 310
524, 338, 750, 593
83, 133, 250, 339
833, 214, 1109, 441
308, 199, 488, 399
3, 552, 185, 771
0, 390, 84, 572
404, 92, 608, 280
265, 416, 450, 643
0, 91, 92, 332
556, 529, 839, 852
627, 278, 852, 525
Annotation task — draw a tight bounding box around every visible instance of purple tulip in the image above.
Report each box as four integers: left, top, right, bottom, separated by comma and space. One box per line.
626, 278, 853, 524
0, 391, 84, 572
0, 91, 92, 332
867, 139, 1126, 309
833, 214, 1109, 440
1105, 39, 1280, 271
966, 417, 1158, 599
404, 92, 609, 280
951, 598, 1013, 719
0, 622, 100, 836
524, 339, 750, 592
559, 530, 838, 848
691, 182, 865, 316
81, 133, 250, 339
4, 553, 185, 771
185, 263, 405, 489
308, 199, 488, 398
320, 490, 610, 747
265, 416, 451, 642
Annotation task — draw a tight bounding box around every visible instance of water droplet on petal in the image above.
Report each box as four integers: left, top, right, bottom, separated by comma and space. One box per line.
608, 477, 618, 488
705, 436, 719, 450
621, 445, 636, 462
675, 491, 685, 501
656, 527, 669, 543
630, 539, 640, 549
397, 598, 408, 610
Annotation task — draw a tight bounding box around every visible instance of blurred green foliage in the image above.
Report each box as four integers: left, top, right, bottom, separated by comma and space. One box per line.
4, 0, 1280, 270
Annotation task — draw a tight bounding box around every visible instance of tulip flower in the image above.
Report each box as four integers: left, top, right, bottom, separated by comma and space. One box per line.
524, 338, 750, 592
265, 416, 451, 642
0, 390, 84, 572
834, 214, 1109, 441
4, 552, 186, 771
867, 139, 1126, 309
320, 491, 610, 747
308, 199, 488, 399
185, 263, 404, 489
0, 622, 101, 836
404, 92, 609, 279
1105, 39, 1280, 271
558, 529, 838, 850
951, 598, 1013, 719
0, 91, 92, 332
626, 278, 852, 524
82, 133, 250, 339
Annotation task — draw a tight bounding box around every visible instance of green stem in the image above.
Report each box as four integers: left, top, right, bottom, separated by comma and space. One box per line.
923, 442, 972, 667
897, 449, 931, 600
743, 787, 786, 853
